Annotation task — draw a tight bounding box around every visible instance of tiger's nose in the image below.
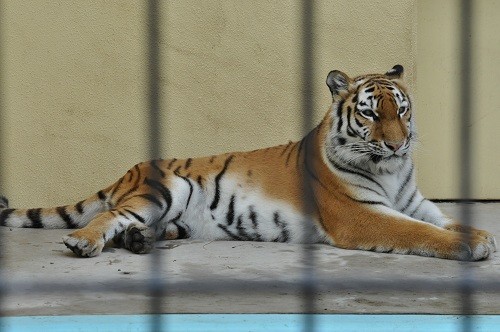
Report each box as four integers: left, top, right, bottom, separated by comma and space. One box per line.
384, 141, 404, 152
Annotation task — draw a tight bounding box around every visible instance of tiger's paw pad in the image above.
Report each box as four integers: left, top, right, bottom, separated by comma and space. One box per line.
124, 224, 155, 254
63, 234, 104, 258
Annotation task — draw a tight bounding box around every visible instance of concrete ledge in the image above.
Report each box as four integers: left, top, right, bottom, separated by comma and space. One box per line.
1, 203, 499, 315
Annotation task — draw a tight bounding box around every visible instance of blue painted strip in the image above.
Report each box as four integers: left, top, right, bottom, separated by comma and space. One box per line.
1, 314, 499, 332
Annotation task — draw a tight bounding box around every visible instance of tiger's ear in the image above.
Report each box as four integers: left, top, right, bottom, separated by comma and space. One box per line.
326, 70, 351, 97
385, 64, 404, 79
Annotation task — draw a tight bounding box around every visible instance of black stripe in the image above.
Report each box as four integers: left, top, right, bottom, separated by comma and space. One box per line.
354, 117, 363, 128
75, 201, 85, 214
168, 212, 187, 238
173, 166, 181, 174
226, 195, 235, 225
143, 178, 173, 222
173, 223, 188, 239
346, 105, 358, 138
97, 190, 106, 201
133, 164, 142, 187
345, 195, 389, 207
184, 158, 192, 169
150, 159, 166, 178
118, 211, 130, 220
123, 208, 146, 224
144, 178, 172, 208
327, 156, 389, 198
409, 198, 426, 218
168, 212, 182, 224
139, 193, 163, 208
217, 224, 244, 241
346, 104, 366, 139
273, 212, 290, 242
236, 215, 257, 241
210, 155, 234, 210
167, 158, 177, 169
285, 142, 298, 166
296, 135, 313, 167
346, 102, 354, 126
297, 136, 307, 154
351, 184, 385, 197
56, 206, 77, 229
0, 208, 15, 226
176, 225, 188, 239
126, 170, 133, 182
402, 188, 418, 212
249, 206, 258, 229
247, 206, 263, 241
115, 185, 139, 205
336, 101, 345, 132
134, 165, 141, 186
177, 175, 194, 209
27, 208, 43, 228
395, 164, 414, 202
280, 142, 293, 156
109, 177, 125, 199
185, 180, 193, 209
196, 176, 203, 186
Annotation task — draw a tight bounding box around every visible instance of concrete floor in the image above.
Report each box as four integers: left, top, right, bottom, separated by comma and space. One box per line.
1, 203, 499, 316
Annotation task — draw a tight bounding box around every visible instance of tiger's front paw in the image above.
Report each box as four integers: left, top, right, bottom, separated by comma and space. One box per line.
448, 234, 495, 261
445, 224, 497, 254
63, 231, 104, 258
472, 229, 497, 253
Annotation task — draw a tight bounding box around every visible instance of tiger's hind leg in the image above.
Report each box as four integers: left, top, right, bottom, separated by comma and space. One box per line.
63, 167, 197, 257
63, 195, 163, 257
63, 211, 139, 257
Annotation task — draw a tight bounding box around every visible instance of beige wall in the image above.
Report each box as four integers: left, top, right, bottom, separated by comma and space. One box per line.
416, 0, 500, 199
0, 1, 417, 207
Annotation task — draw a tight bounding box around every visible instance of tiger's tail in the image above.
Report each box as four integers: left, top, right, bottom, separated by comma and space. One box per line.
0, 189, 110, 229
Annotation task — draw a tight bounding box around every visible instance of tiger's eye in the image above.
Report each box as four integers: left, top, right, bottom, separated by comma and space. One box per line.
360, 109, 375, 118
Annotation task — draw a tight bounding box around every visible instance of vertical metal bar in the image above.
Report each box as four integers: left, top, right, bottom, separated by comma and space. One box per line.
147, 0, 162, 161
459, 1, 473, 331
147, 0, 164, 331
300, 1, 316, 331
0, 0, 4, 328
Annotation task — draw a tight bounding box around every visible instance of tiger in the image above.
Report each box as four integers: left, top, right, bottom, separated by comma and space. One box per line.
0, 65, 496, 260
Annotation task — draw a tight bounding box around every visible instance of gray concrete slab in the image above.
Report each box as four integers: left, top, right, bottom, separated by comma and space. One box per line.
1, 203, 499, 316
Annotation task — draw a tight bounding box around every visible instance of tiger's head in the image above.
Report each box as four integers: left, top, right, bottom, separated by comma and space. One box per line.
324, 65, 415, 173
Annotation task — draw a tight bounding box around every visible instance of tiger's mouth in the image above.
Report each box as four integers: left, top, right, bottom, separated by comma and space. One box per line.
370, 154, 395, 163
370, 152, 407, 164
